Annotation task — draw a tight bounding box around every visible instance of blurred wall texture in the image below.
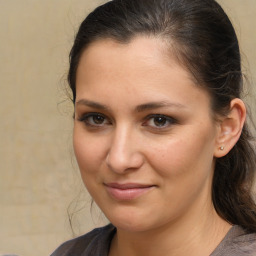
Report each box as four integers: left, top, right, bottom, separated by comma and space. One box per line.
0, 0, 255, 255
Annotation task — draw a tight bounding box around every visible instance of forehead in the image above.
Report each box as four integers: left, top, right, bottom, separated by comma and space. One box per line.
75, 36, 211, 112
77, 36, 194, 84
81, 36, 169, 67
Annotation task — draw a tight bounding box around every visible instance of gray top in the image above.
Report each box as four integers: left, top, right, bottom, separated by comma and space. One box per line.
210, 225, 256, 256
51, 224, 256, 256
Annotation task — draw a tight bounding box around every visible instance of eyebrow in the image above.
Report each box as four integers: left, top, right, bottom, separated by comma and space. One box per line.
75, 99, 186, 112
76, 99, 109, 110
135, 101, 187, 112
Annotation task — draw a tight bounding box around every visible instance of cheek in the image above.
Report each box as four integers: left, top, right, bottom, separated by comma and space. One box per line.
147, 126, 216, 179
146, 128, 216, 215
73, 127, 107, 178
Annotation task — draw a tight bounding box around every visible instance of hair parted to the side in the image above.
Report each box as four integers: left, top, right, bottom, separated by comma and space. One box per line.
68, 0, 256, 232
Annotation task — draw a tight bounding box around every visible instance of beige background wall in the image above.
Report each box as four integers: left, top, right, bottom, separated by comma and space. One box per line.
0, 1, 255, 255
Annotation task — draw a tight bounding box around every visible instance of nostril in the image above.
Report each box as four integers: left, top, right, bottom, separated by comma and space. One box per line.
106, 149, 144, 174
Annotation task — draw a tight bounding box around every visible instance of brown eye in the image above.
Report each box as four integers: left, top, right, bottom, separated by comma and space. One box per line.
153, 116, 168, 127
78, 113, 111, 127
92, 114, 105, 124
142, 114, 176, 129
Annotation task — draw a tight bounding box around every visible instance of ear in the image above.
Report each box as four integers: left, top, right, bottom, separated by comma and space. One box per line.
214, 98, 246, 158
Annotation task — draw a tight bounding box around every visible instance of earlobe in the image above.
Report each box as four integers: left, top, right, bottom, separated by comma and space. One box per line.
214, 98, 246, 158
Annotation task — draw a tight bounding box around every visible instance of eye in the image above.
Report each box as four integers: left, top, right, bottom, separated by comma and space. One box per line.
142, 114, 176, 129
77, 112, 111, 127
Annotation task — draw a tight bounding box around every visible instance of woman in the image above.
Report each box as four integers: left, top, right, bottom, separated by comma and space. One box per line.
51, 0, 256, 255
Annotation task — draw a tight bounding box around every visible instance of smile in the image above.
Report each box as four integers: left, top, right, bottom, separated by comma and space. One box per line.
104, 183, 156, 201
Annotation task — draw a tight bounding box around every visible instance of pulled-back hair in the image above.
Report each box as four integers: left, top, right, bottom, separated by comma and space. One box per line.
68, 0, 256, 231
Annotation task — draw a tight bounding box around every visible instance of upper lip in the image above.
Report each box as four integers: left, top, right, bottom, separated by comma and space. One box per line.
104, 183, 155, 189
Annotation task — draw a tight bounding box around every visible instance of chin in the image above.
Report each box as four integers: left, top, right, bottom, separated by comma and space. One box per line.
113, 219, 150, 232
103, 207, 158, 233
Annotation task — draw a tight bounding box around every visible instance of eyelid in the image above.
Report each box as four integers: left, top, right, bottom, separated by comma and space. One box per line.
77, 112, 177, 130
77, 112, 102, 121
77, 112, 112, 127
142, 114, 177, 128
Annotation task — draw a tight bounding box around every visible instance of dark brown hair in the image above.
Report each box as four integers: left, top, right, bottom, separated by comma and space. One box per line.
68, 0, 256, 232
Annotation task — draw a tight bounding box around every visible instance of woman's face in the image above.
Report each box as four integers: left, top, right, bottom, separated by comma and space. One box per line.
73, 37, 220, 232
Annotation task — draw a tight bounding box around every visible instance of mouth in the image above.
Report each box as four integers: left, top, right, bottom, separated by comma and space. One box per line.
104, 183, 156, 201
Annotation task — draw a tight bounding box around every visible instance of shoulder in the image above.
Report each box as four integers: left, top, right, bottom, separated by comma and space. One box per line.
211, 226, 256, 256
50, 224, 116, 256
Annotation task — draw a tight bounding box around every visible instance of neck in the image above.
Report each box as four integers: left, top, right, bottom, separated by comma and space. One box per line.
109, 204, 231, 256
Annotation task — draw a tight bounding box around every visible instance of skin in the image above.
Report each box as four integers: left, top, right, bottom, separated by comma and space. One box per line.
73, 37, 242, 256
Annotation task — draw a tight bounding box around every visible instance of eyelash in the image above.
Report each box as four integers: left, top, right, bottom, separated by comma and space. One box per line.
142, 114, 177, 129
77, 112, 111, 127
77, 113, 177, 130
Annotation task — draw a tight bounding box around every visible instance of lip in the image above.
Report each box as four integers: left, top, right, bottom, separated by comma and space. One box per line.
104, 183, 155, 201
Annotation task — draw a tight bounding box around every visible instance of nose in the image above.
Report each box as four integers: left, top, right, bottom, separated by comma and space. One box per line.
106, 126, 144, 174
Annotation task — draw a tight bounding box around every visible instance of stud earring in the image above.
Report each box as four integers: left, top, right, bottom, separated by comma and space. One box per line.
220, 146, 224, 150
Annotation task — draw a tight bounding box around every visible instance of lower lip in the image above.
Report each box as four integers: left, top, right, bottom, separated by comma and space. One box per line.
105, 186, 154, 201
